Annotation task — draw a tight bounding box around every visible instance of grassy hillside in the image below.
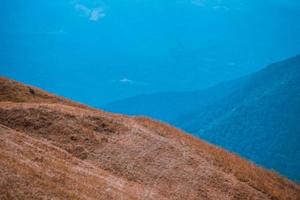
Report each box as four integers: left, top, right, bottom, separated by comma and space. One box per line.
1, 77, 300, 199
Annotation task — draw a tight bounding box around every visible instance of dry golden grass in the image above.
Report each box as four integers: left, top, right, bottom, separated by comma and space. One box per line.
0, 77, 299, 200
135, 117, 300, 199
0, 77, 91, 109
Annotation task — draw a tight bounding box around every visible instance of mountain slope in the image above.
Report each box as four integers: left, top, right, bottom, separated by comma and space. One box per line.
176, 55, 300, 182
0, 77, 299, 199
103, 55, 300, 182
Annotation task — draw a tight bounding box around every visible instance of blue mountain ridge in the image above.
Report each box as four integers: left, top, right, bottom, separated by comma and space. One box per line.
103, 55, 300, 182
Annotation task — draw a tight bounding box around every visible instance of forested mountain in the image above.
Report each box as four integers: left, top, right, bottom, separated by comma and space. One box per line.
103, 55, 300, 181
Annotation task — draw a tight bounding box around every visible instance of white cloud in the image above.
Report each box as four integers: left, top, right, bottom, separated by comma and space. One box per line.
75, 4, 91, 16
111, 78, 149, 86
89, 8, 106, 21
75, 3, 105, 22
119, 78, 134, 84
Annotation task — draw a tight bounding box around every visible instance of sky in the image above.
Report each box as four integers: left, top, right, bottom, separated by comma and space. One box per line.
1, 0, 300, 106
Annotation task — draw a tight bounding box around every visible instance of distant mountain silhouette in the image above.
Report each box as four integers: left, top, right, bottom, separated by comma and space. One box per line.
103, 55, 300, 182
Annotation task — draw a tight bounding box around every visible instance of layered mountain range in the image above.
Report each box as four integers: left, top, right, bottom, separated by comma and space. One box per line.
104, 55, 300, 182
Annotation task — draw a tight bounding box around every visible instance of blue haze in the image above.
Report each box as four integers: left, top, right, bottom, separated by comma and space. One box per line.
1, 0, 300, 105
